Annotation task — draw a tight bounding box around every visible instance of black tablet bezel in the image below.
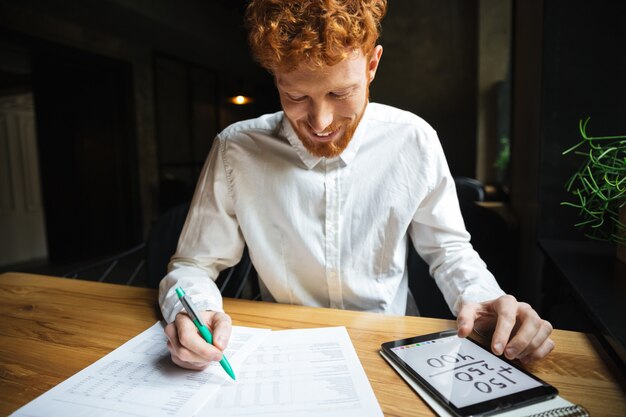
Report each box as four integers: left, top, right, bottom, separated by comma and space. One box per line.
381, 330, 558, 417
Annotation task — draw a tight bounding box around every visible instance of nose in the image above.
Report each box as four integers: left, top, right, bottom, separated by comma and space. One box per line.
307, 101, 333, 133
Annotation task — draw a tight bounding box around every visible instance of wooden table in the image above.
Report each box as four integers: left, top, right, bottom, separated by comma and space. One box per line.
540, 239, 626, 376
1, 272, 625, 416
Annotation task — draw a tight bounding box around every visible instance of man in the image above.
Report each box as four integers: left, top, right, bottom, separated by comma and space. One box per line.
159, 0, 554, 371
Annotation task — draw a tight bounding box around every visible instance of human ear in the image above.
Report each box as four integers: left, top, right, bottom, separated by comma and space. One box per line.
367, 45, 383, 82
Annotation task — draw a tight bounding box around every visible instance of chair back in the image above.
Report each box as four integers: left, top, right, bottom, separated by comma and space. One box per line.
145, 202, 191, 288
454, 176, 486, 203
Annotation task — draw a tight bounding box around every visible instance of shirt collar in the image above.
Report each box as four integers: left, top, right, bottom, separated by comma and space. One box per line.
280, 115, 322, 169
280, 103, 372, 170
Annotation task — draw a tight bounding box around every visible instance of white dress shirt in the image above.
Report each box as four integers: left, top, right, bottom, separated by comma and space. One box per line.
159, 103, 504, 323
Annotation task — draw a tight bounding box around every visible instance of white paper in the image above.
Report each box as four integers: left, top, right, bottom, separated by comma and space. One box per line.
11, 322, 270, 417
198, 327, 383, 417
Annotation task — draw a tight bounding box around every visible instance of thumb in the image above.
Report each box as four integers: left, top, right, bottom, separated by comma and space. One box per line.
205, 311, 233, 351
456, 303, 478, 338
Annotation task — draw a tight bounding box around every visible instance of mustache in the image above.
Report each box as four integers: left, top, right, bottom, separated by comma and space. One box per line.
306, 121, 346, 134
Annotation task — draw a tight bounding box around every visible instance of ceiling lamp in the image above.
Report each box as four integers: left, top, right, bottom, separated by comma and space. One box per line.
228, 95, 253, 105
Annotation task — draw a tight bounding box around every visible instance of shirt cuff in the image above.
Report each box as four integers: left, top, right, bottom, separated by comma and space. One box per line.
452, 286, 506, 317
158, 264, 224, 323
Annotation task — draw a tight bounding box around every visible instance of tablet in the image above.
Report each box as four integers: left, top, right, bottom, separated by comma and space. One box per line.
381, 330, 558, 417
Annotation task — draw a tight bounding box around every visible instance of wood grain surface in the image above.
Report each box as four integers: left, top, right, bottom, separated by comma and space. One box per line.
1, 272, 625, 416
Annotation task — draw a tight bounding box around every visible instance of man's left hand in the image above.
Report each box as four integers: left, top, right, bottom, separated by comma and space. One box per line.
456, 295, 554, 364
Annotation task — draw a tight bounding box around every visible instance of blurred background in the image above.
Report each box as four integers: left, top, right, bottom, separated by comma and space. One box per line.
0, 0, 624, 328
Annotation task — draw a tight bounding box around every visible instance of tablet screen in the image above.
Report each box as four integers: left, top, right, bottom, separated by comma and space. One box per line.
387, 333, 551, 411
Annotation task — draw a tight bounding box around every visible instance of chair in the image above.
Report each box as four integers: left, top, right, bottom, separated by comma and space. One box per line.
144, 202, 191, 289
453, 177, 517, 294
63, 202, 259, 299
61, 242, 147, 286
407, 241, 455, 319
454, 176, 486, 203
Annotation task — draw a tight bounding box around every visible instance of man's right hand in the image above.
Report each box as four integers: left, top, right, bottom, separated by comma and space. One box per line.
164, 310, 233, 370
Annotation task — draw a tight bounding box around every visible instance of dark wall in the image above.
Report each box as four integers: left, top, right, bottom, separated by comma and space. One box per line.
510, 0, 626, 306
373, 0, 479, 178
32, 43, 142, 263
538, 0, 626, 240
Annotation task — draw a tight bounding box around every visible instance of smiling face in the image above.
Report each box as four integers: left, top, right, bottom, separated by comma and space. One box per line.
275, 46, 383, 158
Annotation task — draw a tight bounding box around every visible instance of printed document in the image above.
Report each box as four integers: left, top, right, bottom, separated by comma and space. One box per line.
198, 327, 384, 417
10, 322, 270, 417
11, 324, 382, 417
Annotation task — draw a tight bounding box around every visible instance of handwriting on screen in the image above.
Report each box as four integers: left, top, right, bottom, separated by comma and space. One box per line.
391, 336, 541, 408
426, 352, 517, 394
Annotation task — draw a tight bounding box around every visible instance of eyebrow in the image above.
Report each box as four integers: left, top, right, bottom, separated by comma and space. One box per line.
331, 84, 360, 92
277, 80, 360, 94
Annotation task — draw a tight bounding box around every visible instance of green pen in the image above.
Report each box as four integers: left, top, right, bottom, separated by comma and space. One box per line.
175, 287, 236, 381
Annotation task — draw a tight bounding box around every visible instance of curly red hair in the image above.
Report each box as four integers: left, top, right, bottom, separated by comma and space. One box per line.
245, 0, 387, 73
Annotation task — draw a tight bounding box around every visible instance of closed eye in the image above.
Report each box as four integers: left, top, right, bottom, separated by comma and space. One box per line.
286, 94, 307, 103
330, 90, 353, 100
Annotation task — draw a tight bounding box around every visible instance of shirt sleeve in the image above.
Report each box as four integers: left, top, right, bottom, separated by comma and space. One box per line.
409, 130, 505, 316
158, 136, 246, 323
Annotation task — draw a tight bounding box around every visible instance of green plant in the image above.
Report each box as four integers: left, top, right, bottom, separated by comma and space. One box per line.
494, 136, 510, 184
561, 117, 626, 245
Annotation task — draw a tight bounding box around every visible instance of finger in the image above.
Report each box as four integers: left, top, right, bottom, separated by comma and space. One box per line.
205, 311, 233, 351
164, 321, 191, 360
164, 321, 178, 347
502, 303, 540, 360
164, 322, 183, 361
491, 295, 518, 356
164, 321, 209, 370
520, 337, 555, 364
169, 351, 210, 370
517, 319, 553, 361
456, 302, 479, 338
175, 313, 223, 363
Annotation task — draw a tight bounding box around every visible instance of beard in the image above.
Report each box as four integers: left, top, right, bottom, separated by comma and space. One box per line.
290, 86, 369, 158
294, 114, 362, 158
